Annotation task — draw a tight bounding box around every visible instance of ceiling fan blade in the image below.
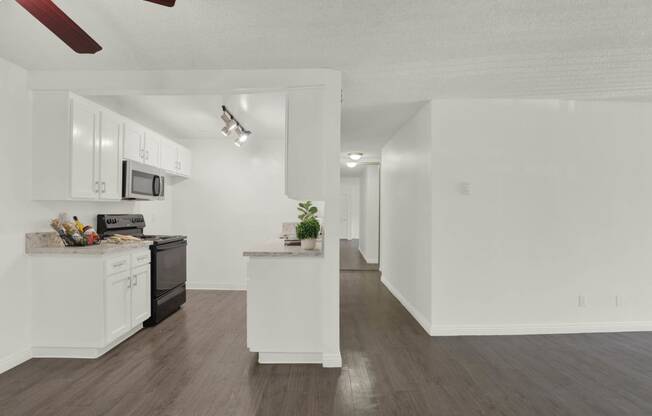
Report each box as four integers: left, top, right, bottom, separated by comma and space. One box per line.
144, 0, 176, 6
16, 0, 102, 54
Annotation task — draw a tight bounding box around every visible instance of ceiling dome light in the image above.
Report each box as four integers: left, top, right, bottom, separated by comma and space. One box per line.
346, 161, 358, 168
348, 152, 363, 161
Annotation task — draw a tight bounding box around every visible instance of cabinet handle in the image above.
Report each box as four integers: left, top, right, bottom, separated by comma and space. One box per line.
127, 278, 132, 288
133, 275, 138, 286
145, 150, 150, 160
113, 260, 126, 268
94, 181, 100, 193
101, 182, 106, 193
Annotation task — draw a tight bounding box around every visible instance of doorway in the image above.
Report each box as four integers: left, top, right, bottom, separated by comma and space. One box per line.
339, 171, 379, 271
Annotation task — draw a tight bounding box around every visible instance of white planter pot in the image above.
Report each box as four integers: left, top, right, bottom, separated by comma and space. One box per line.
300, 239, 316, 250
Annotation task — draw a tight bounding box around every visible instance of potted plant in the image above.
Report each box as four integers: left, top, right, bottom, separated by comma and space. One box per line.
296, 201, 320, 250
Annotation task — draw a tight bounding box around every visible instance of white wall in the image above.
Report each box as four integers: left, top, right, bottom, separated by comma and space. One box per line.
380, 103, 432, 330
429, 99, 652, 335
359, 165, 380, 264
0, 57, 33, 373
172, 138, 300, 290
340, 177, 360, 239
0, 58, 173, 373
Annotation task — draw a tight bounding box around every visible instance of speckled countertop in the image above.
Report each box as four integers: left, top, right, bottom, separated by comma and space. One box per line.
243, 240, 323, 257
25, 232, 152, 255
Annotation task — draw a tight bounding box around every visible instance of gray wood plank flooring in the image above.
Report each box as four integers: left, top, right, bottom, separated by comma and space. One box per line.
2, 242, 652, 415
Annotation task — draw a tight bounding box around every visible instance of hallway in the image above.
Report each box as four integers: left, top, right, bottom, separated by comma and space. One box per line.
1, 250, 652, 415
340, 239, 378, 271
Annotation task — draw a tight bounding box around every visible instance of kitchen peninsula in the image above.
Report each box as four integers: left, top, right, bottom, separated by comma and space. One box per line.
244, 239, 324, 365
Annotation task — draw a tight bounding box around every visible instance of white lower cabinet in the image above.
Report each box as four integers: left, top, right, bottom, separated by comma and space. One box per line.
31, 248, 152, 358
105, 270, 133, 343
130, 265, 152, 325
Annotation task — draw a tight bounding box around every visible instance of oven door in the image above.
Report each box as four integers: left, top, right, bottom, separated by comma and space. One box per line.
123, 160, 165, 200
151, 240, 187, 298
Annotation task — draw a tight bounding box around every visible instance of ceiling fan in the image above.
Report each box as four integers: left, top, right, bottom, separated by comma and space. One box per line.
15, 0, 176, 54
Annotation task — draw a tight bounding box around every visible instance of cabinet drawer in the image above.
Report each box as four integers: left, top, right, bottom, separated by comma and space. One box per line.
104, 255, 130, 276
131, 250, 151, 268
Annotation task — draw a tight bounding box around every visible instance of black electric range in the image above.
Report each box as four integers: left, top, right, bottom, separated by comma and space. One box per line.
97, 214, 187, 326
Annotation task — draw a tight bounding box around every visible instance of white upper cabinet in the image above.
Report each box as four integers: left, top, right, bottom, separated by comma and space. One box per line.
285, 88, 325, 200
160, 137, 178, 172
123, 121, 145, 164
160, 137, 192, 178
32, 92, 124, 201
177, 145, 192, 177
122, 122, 160, 168
143, 130, 161, 167
32, 92, 191, 201
98, 111, 123, 201
69, 98, 99, 200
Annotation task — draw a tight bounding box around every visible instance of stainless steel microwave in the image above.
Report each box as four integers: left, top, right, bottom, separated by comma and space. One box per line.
122, 160, 165, 201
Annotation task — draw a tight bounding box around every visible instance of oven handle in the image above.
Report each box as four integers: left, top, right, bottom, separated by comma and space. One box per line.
154, 240, 187, 251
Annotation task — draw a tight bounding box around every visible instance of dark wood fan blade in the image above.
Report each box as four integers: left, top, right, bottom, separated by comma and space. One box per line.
144, 0, 176, 6
16, 0, 102, 54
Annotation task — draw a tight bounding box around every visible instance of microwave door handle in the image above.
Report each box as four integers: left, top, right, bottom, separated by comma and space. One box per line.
152, 176, 161, 196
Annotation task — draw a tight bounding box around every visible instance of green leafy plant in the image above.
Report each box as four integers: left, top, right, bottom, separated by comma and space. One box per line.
296, 218, 320, 240
297, 201, 318, 222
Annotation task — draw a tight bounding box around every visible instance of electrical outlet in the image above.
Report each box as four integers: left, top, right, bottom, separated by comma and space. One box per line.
578, 295, 587, 308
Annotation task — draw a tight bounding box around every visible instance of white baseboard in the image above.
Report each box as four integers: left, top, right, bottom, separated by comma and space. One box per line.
380, 275, 431, 335
0, 348, 32, 375
322, 352, 342, 368
429, 321, 652, 336
187, 281, 246, 291
358, 248, 378, 265
258, 352, 322, 364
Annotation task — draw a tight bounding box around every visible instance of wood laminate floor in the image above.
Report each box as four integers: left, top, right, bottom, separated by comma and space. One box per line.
3, 247, 652, 414
340, 239, 378, 271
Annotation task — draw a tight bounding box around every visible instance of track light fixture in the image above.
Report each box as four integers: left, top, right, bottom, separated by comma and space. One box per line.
220, 105, 252, 146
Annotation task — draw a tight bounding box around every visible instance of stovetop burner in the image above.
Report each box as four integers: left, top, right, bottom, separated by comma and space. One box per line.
97, 214, 186, 246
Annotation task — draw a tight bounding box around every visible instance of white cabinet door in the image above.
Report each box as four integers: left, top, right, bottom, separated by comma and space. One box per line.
105, 271, 132, 343
70, 98, 99, 200
123, 122, 145, 163
160, 138, 178, 173
130, 265, 151, 325
143, 130, 160, 167
99, 111, 122, 201
177, 145, 192, 177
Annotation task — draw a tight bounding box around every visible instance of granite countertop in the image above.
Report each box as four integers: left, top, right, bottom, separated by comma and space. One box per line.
243, 240, 323, 258
25, 232, 152, 255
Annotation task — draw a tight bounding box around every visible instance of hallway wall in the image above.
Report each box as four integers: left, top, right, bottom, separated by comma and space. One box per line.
380, 103, 432, 331
359, 165, 379, 264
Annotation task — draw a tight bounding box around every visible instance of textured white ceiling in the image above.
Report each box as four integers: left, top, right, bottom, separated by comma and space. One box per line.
2, 0, 652, 150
